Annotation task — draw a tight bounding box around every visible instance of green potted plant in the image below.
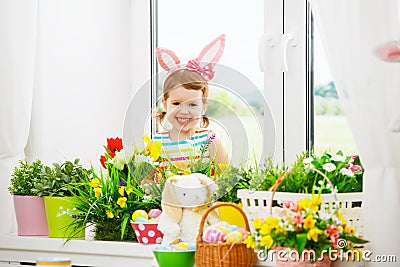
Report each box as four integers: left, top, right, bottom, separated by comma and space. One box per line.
237, 151, 365, 237
66, 137, 161, 241
8, 159, 48, 236
32, 158, 88, 238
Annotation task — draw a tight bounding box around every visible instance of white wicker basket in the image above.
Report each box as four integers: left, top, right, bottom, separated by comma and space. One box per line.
237, 189, 364, 233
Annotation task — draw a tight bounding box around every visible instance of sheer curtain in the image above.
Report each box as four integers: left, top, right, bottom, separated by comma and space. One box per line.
0, 0, 139, 234
0, 1, 38, 233
310, 0, 400, 263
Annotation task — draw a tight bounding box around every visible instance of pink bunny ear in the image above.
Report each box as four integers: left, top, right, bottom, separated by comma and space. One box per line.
185, 34, 226, 81
374, 41, 400, 62
197, 34, 226, 66
156, 47, 181, 71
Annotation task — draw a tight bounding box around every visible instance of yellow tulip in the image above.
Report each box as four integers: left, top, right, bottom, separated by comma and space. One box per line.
260, 223, 273, 235
298, 198, 311, 211
243, 235, 256, 249
149, 141, 162, 161
261, 235, 274, 249
265, 217, 280, 229
309, 195, 322, 211
252, 218, 263, 230
307, 228, 323, 242
142, 135, 151, 144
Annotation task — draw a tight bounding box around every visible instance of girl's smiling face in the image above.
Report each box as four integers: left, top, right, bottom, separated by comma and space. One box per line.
162, 86, 207, 135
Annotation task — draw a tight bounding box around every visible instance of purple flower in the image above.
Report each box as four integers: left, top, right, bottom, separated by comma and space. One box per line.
119, 180, 126, 187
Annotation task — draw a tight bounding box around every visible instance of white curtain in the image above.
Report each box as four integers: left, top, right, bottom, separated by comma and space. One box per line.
310, 0, 400, 264
0, 0, 137, 234
0, 0, 38, 234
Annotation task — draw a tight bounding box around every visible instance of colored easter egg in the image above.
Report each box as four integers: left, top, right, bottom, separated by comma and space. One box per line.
148, 209, 162, 219
135, 217, 149, 223
188, 242, 196, 250
225, 231, 243, 243
228, 224, 239, 232
203, 228, 226, 242
217, 226, 231, 235
237, 228, 250, 239
132, 210, 148, 222
175, 242, 190, 251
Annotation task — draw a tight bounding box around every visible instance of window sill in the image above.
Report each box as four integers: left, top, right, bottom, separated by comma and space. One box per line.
0, 233, 275, 266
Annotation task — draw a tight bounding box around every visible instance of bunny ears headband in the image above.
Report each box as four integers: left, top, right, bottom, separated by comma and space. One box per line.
156, 34, 226, 82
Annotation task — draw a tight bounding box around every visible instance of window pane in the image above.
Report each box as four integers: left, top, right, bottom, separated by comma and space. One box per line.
157, 0, 267, 164
313, 23, 358, 155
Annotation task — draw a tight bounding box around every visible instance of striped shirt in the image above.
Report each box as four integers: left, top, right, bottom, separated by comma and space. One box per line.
153, 129, 212, 164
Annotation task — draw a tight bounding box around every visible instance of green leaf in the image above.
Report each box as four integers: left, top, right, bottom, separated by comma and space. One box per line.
296, 233, 307, 256
345, 235, 369, 244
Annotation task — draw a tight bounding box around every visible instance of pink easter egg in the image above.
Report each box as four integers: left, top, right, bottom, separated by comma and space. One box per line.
148, 209, 162, 219
217, 226, 231, 235
203, 228, 226, 242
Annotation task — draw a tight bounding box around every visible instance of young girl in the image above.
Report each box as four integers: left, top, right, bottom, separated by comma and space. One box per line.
154, 35, 228, 167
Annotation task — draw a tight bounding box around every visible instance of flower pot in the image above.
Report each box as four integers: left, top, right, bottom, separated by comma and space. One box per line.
44, 196, 84, 238
274, 247, 332, 267
13, 195, 48, 236
131, 222, 163, 244
94, 219, 136, 241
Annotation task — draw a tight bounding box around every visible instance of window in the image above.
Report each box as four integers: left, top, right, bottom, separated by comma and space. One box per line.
156, 0, 270, 165
152, 0, 358, 165
313, 22, 358, 155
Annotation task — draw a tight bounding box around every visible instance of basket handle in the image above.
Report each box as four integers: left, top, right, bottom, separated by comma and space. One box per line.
196, 202, 251, 244
268, 167, 338, 215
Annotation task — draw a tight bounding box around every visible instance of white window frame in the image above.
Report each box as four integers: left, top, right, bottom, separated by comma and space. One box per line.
262, 0, 310, 164
146, 0, 311, 164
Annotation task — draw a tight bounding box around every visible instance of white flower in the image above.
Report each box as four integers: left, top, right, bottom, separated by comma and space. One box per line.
135, 154, 154, 164
340, 167, 354, 177
302, 157, 313, 164
112, 149, 127, 170
331, 154, 346, 162
319, 211, 333, 221
323, 163, 336, 172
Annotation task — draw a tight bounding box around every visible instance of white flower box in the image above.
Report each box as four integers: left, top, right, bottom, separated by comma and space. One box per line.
237, 189, 364, 233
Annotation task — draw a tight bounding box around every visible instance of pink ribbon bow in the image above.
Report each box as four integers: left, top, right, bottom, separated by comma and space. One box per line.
186, 59, 215, 81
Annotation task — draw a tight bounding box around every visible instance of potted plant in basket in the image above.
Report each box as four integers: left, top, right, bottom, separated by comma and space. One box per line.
65, 136, 162, 241
244, 194, 368, 267
8, 159, 48, 236
238, 151, 365, 235
32, 158, 89, 238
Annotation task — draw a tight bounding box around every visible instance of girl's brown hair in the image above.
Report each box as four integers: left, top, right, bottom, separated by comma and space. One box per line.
157, 69, 210, 127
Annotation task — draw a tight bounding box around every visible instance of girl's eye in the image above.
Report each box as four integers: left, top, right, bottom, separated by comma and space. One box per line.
172, 102, 180, 106
189, 103, 197, 107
